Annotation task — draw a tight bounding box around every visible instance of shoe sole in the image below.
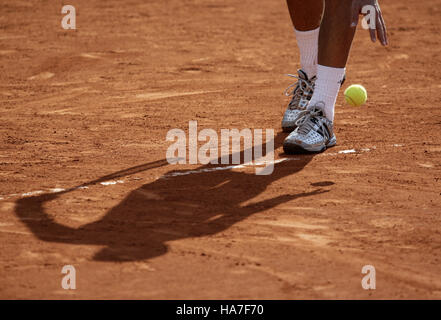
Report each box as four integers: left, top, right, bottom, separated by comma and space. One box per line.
283, 137, 336, 154
283, 143, 325, 154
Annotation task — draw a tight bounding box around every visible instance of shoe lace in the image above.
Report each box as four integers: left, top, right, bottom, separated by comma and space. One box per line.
283, 74, 314, 110
295, 103, 330, 139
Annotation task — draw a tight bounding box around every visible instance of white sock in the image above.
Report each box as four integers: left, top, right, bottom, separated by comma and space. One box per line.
308, 64, 346, 122
295, 27, 319, 79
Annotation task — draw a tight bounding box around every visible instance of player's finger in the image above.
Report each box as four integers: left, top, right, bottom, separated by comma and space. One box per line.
350, 1, 360, 27
369, 25, 377, 43
375, 11, 386, 45
378, 11, 389, 45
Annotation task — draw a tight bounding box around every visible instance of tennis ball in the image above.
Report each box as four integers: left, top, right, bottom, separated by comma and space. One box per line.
344, 84, 367, 106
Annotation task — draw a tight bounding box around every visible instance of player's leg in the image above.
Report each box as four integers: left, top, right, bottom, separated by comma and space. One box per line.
309, 0, 357, 121
286, 0, 323, 78
282, 0, 324, 132
283, 0, 357, 153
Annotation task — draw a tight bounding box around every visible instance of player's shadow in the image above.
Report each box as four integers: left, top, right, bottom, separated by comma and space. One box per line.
15, 132, 327, 262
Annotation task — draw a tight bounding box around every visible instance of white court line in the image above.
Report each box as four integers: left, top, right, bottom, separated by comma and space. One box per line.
100, 180, 124, 186
161, 158, 293, 178
0, 181, 117, 201
0, 144, 404, 201
338, 149, 357, 154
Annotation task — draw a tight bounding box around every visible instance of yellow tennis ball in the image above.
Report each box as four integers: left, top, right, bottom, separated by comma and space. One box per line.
344, 84, 367, 106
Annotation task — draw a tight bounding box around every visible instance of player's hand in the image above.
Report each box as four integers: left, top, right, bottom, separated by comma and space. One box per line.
350, 0, 388, 46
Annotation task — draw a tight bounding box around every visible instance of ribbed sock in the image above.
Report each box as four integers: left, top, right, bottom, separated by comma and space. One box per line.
295, 27, 319, 79
308, 64, 346, 122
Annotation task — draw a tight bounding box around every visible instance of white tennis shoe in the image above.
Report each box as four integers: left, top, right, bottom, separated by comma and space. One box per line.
281, 69, 316, 133
283, 102, 336, 154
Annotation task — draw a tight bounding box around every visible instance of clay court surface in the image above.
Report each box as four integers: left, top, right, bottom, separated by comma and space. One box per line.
0, 0, 440, 299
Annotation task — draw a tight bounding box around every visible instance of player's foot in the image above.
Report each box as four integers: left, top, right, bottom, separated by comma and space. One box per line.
283, 102, 336, 154
282, 69, 316, 133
